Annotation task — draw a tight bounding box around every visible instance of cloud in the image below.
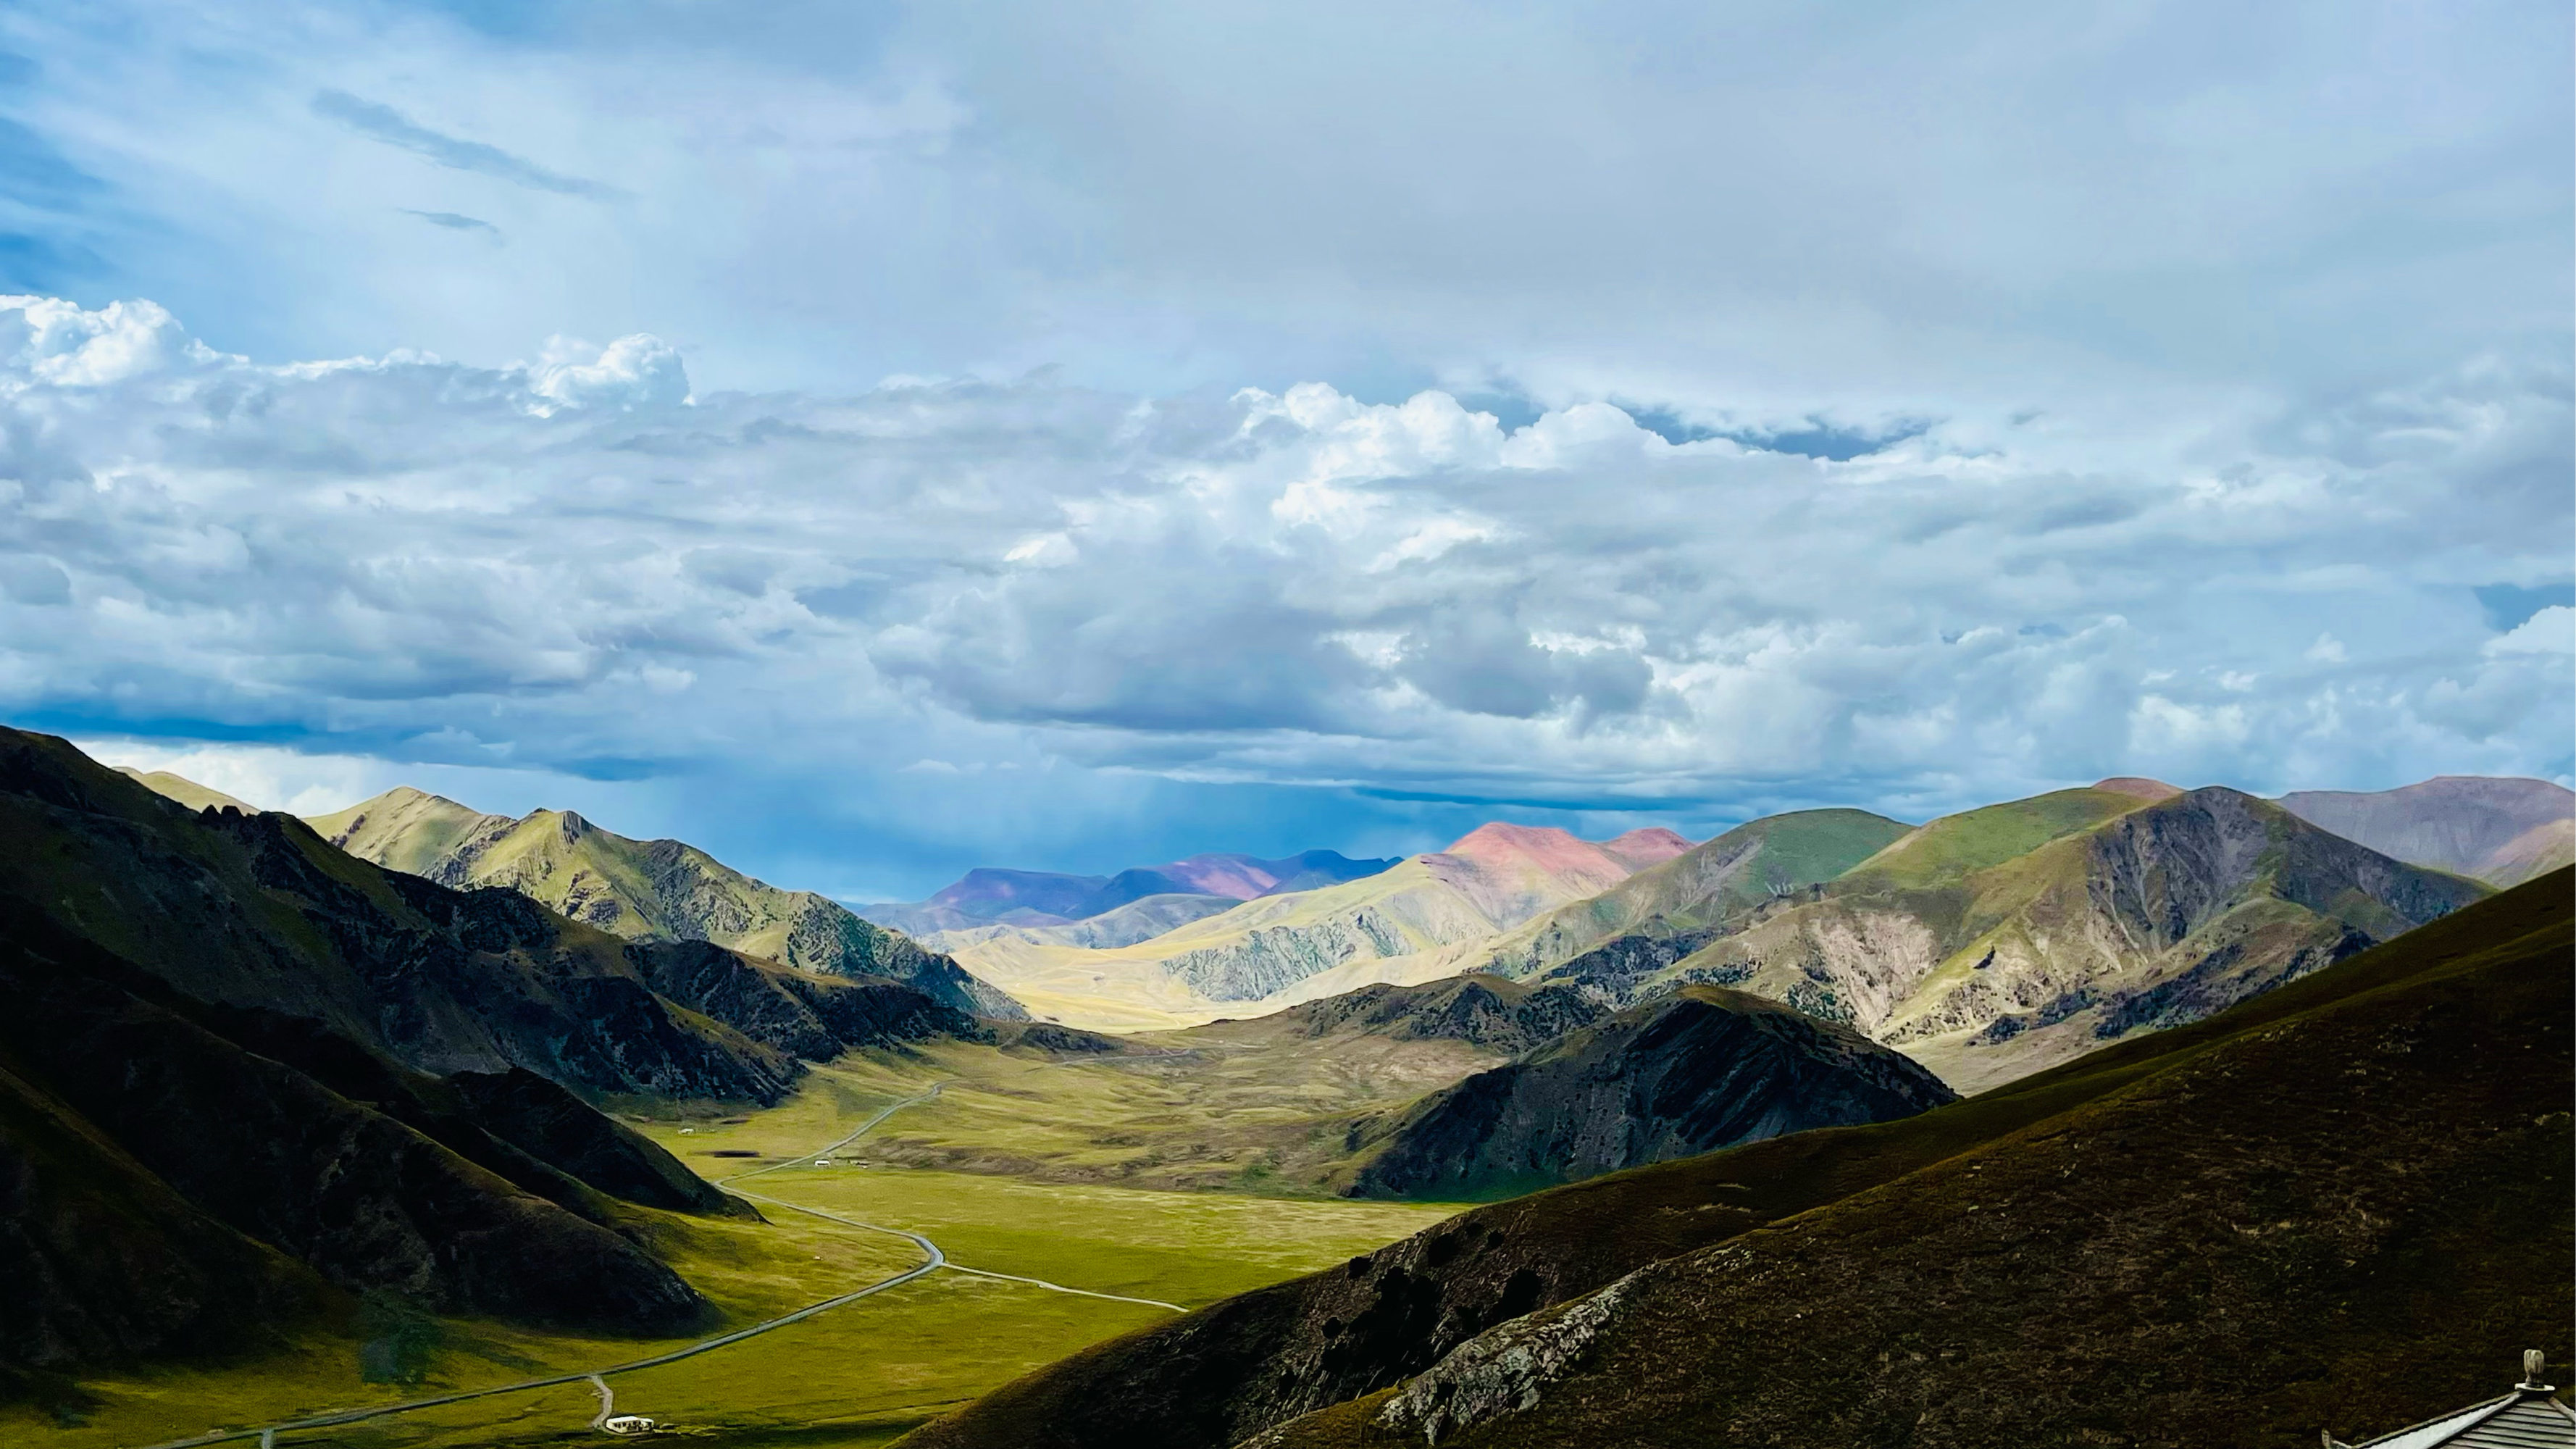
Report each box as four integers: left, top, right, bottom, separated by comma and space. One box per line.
399, 208, 504, 241
2487, 605, 2575, 656
528, 333, 690, 411
311, 88, 622, 199
0, 292, 2562, 893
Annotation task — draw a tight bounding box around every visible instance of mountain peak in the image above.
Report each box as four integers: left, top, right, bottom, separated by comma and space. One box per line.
2093, 777, 2183, 800
1437, 821, 1587, 859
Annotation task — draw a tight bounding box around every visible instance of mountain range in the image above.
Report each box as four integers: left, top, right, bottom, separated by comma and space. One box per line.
2277, 774, 2575, 888
0, 727, 998, 1376
860, 849, 1401, 940
294, 786, 1023, 1019
937, 824, 1696, 1030
895, 866, 2572, 1449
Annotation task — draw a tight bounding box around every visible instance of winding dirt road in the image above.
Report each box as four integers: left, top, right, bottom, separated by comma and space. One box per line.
137, 1066, 1184, 1448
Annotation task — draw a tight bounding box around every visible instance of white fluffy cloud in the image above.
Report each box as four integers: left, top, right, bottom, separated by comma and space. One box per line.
3, 293, 2566, 895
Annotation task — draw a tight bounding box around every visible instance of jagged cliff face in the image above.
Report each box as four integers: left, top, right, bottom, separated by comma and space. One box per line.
1610, 787, 2488, 1092
308, 788, 1024, 1019
1347, 986, 1956, 1199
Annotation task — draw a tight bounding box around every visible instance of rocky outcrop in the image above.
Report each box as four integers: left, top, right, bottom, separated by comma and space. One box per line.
1347, 987, 1957, 1198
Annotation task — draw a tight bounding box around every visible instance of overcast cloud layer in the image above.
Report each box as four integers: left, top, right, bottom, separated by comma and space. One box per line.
0, 1, 2568, 897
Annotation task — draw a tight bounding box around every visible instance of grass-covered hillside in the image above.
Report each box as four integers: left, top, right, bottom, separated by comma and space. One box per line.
306, 786, 1023, 1019
1470, 807, 1914, 980
895, 867, 2572, 1449
1552, 785, 2487, 1090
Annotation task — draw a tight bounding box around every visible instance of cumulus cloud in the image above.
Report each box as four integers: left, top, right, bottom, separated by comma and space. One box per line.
0, 293, 2563, 877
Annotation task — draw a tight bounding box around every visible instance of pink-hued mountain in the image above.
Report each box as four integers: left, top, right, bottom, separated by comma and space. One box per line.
863, 848, 1402, 936
2276, 776, 2575, 888
1421, 824, 1695, 928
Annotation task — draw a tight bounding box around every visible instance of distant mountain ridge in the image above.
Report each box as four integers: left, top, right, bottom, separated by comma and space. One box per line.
2277, 774, 2575, 887
940, 824, 1695, 1030
860, 848, 1401, 937
302, 785, 1023, 1019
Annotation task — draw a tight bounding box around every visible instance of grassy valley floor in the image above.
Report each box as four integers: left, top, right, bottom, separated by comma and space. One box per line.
4, 1056, 1458, 1448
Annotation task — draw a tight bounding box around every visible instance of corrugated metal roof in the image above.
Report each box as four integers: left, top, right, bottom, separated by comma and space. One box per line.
2448, 1397, 2576, 1448
2354, 1391, 2576, 1449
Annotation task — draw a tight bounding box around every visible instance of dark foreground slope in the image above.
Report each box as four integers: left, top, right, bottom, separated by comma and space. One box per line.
0, 728, 986, 1378
896, 870, 2572, 1449
1347, 986, 1955, 1198
0, 902, 716, 1377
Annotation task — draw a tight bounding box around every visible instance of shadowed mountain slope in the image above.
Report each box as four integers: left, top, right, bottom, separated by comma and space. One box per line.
893, 869, 2571, 1449
1545, 786, 2488, 1091
1260, 974, 1605, 1056
944, 826, 1694, 1030
2278, 775, 2576, 887
1345, 986, 1957, 1199
0, 736, 986, 1104
309, 786, 1022, 1019
0, 728, 1007, 1374
0, 906, 719, 1364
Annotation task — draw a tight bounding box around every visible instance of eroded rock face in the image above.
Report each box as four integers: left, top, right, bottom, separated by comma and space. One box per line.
1371, 1266, 1650, 1445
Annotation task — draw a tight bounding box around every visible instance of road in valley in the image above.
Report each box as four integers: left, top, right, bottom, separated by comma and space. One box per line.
136, 1062, 1189, 1449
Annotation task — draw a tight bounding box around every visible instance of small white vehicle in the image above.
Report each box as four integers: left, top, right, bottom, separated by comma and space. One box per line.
601, 1414, 658, 1436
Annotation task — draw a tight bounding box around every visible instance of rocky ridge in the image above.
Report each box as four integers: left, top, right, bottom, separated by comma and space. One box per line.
305, 785, 1022, 1019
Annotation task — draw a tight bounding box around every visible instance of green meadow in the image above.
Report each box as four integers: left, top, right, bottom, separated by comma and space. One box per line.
7, 1053, 1458, 1448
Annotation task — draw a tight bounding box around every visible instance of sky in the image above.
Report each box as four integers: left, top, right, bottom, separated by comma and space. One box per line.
2, 0, 2569, 901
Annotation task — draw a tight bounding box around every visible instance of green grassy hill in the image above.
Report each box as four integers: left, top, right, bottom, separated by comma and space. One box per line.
114, 766, 256, 814
893, 868, 2572, 1449
1470, 807, 1913, 980
307, 788, 1024, 1019
1543, 785, 2487, 1091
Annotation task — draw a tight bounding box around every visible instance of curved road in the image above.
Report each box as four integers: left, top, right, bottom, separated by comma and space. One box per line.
138, 1063, 1188, 1449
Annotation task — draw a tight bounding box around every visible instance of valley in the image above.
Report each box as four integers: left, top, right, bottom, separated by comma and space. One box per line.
5, 1055, 1460, 1449
20, 738, 2569, 1448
